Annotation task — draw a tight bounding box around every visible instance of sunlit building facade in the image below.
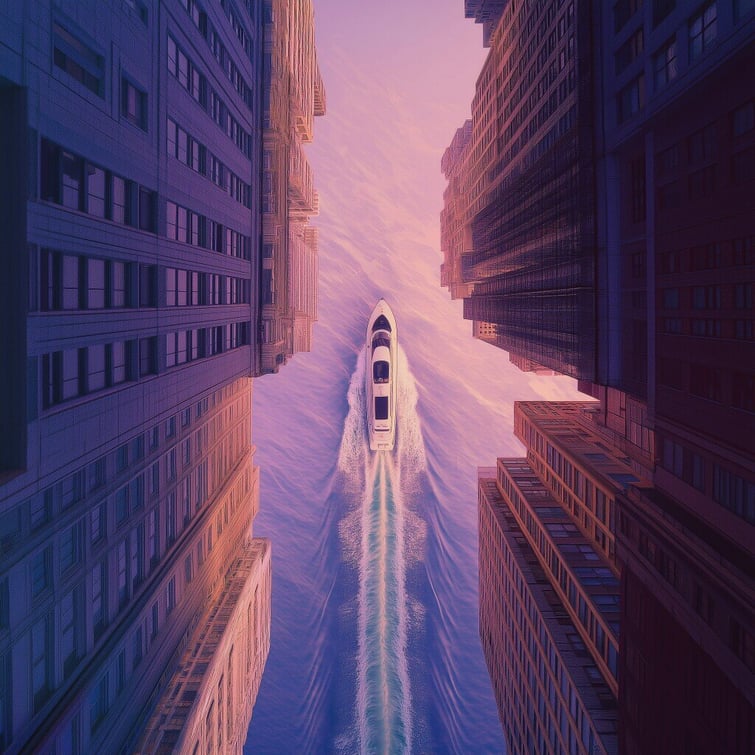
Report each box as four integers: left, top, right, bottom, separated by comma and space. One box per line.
260, 0, 325, 374
478, 395, 658, 755
440, 119, 474, 301
0, 0, 279, 751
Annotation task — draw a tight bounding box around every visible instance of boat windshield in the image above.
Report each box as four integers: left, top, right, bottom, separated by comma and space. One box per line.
375, 396, 389, 420
372, 314, 391, 332
372, 334, 390, 349
373, 360, 389, 383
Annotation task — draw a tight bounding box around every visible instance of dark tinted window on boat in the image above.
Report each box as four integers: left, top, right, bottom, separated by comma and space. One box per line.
375, 396, 389, 420
373, 361, 389, 383
372, 334, 390, 349
372, 314, 391, 332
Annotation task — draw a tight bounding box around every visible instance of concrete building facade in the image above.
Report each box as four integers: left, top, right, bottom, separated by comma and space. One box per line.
0, 0, 323, 750
260, 0, 325, 374
449, 2, 755, 752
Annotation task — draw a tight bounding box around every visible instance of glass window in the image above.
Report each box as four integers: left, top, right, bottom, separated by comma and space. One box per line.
52, 22, 104, 97
110, 174, 127, 224
122, 78, 147, 130
177, 128, 188, 164
61, 151, 84, 210
86, 164, 106, 217
689, 2, 717, 61
653, 39, 677, 90
110, 261, 127, 308
61, 254, 80, 310
139, 188, 155, 232
87, 258, 106, 309
111, 341, 128, 384
375, 396, 389, 420
87, 343, 107, 391
61, 348, 80, 400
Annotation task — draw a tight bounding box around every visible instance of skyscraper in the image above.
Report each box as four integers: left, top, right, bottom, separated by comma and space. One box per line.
0, 0, 323, 751
442, 0, 597, 379
260, 0, 325, 374
447, 1, 755, 751
479, 397, 654, 755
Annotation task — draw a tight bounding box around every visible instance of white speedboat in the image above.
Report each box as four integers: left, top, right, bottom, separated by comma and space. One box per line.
365, 299, 397, 451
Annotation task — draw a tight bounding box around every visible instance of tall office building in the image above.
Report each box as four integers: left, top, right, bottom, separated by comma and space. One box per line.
478, 397, 655, 755
464, 0, 507, 46
0, 0, 323, 751
442, 0, 597, 379
594, 3, 755, 752
449, 1, 755, 752
440, 119, 474, 301
260, 0, 325, 374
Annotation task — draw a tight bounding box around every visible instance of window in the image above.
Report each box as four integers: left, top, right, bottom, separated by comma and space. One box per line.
734, 0, 755, 21
690, 364, 723, 401
630, 156, 646, 222
133, 625, 144, 670
618, 75, 644, 123
166, 576, 176, 614
166, 492, 176, 544
89, 672, 109, 730
61, 151, 84, 210
731, 102, 755, 137
92, 561, 107, 638
614, 0, 643, 33
87, 164, 106, 217
653, 0, 675, 25
688, 165, 716, 199
148, 508, 160, 566
375, 396, 389, 420
151, 601, 159, 639
689, 2, 717, 61
653, 38, 677, 90
60, 519, 84, 571
111, 174, 127, 224
53, 21, 104, 97
139, 336, 157, 377
615, 28, 644, 74
117, 539, 128, 608
31, 616, 52, 711
60, 586, 82, 677
90, 501, 106, 544
122, 77, 147, 130
139, 187, 156, 232
31, 547, 52, 597
110, 341, 129, 385
688, 125, 717, 167
732, 373, 755, 413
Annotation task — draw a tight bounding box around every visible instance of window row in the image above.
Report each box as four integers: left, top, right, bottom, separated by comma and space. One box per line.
40, 138, 157, 232
40, 250, 133, 311
42, 342, 138, 408
167, 35, 252, 157
165, 200, 251, 259
660, 283, 752, 311
165, 267, 249, 306
38, 249, 253, 312
53, 20, 104, 98
164, 322, 250, 369
167, 118, 252, 207
179, 0, 254, 107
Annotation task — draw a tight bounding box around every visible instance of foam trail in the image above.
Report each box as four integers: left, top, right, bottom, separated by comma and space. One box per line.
338, 345, 421, 753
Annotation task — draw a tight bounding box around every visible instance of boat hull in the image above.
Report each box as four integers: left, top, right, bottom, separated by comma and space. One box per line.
365, 299, 398, 451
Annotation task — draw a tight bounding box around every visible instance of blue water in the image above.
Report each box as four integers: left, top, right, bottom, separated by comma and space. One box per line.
244, 4, 582, 750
